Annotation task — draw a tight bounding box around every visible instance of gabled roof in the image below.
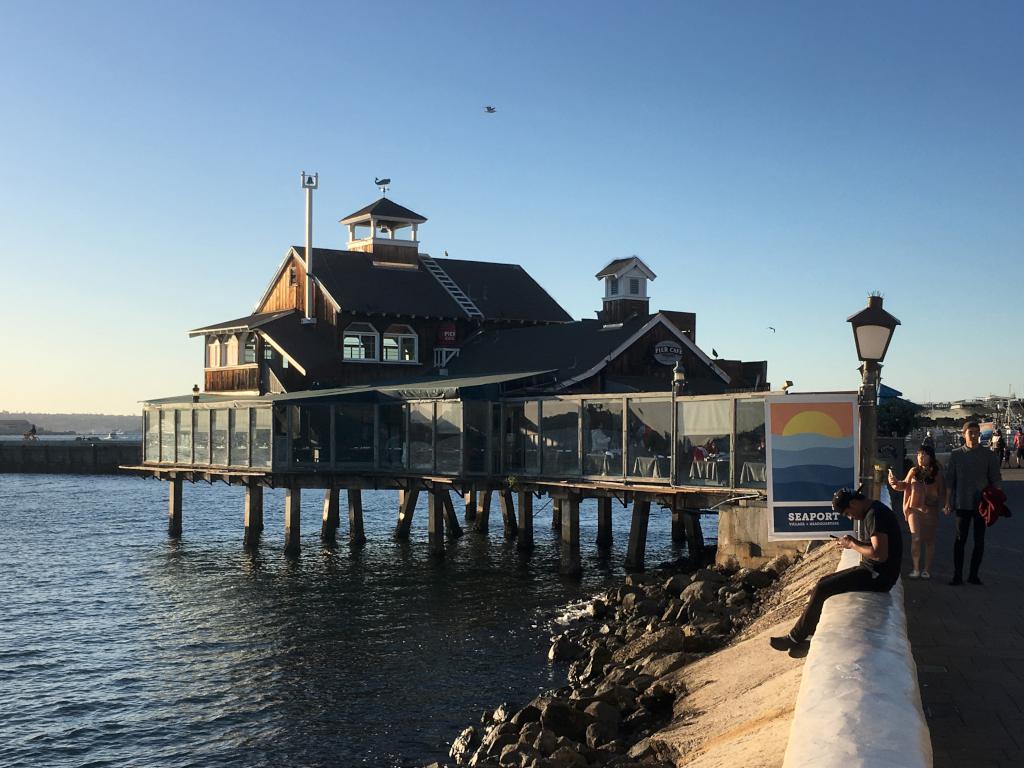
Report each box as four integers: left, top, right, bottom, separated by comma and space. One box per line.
595, 256, 657, 281
433, 255, 572, 322
188, 310, 296, 337
339, 197, 427, 225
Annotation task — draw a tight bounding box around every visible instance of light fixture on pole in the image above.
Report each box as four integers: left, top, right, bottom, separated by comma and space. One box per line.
673, 360, 687, 395
847, 293, 900, 502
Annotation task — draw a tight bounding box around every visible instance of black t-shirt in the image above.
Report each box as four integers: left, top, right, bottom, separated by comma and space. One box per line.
862, 501, 903, 585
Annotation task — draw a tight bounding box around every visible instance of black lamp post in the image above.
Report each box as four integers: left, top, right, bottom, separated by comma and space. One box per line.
847, 294, 900, 500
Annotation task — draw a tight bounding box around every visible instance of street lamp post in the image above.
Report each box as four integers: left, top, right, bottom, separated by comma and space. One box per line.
847, 294, 901, 502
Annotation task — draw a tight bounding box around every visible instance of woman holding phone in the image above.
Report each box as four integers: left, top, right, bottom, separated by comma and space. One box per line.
888, 444, 945, 579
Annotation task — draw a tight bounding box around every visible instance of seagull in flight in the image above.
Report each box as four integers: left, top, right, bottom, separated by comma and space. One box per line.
483, 105, 497, 113
767, 326, 776, 333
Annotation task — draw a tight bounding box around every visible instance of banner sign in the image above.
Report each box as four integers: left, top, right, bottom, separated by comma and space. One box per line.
766, 393, 860, 540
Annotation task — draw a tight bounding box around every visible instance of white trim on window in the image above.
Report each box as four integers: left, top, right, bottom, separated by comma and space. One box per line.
343, 322, 380, 361
382, 324, 418, 363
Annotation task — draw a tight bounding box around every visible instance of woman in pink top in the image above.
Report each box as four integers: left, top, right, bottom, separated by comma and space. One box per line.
888, 444, 946, 579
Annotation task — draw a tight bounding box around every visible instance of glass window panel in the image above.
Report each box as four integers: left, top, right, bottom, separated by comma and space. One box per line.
272, 407, 289, 466
336, 402, 375, 465
542, 400, 580, 477
583, 400, 623, 476
144, 410, 159, 462
435, 401, 461, 474
378, 403, 407, 469
193, 410, 210, 465
677, 399, 733, 487
409, 402, 434, 471
230, 408, 250, 467
503, 402, 540, 474
735, 399, 767, 489
160, 409, 175, 463
291, 405, 330, 466
176, 410, 192, 464
242, 334, 257, 364
251, 408, 272, 468
211, 410, 229, 465
464, 401, 490, 474
627, 399, 672, 479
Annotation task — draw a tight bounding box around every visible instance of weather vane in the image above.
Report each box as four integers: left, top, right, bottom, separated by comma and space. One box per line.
375, 177, 390, 197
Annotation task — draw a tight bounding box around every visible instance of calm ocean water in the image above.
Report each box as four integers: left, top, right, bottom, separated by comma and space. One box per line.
0, 474, 712, 768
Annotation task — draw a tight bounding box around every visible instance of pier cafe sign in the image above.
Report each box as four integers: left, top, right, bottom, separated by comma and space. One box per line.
765, 394, 860, 541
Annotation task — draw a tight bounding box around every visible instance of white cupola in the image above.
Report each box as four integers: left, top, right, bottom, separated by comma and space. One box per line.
595, 256, 657, 323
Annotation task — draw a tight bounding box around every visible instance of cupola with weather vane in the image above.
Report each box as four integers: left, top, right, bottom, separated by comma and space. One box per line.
595, 255, 656, 324
339, 178, 427, 269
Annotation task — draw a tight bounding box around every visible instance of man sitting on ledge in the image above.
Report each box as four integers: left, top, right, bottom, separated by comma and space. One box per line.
770, 486, 903, 652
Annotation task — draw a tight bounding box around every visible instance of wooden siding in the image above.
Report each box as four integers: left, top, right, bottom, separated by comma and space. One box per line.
260, 253, 305, 314
205, 366, 259, 392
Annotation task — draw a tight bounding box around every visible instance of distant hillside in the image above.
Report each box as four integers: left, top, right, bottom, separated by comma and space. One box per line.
0, 412, 142, 434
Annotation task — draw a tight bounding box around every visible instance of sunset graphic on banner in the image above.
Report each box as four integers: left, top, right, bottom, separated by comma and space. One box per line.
769, 400, 857, 502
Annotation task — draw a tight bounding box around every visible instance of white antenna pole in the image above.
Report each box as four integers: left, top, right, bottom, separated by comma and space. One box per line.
301, 171, 318, 324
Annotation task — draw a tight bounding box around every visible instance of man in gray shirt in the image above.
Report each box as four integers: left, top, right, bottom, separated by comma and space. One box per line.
944, 421, 1002, 585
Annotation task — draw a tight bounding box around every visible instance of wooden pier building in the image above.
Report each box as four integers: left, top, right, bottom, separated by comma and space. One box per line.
128, 189, 771, 573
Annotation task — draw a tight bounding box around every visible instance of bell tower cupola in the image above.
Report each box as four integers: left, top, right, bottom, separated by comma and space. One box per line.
595, 256, 656, 323
339, 190, 427, 269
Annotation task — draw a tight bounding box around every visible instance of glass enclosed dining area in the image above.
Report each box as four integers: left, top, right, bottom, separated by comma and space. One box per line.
143, 390, 768, 489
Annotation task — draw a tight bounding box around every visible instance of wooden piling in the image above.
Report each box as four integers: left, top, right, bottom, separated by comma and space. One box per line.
517, 491, 533, 550
321, 487, 340, 542
243, 482, 263, 547
474, 489, 492, 533
560, 495, 581, 576
463, 490, 477, 523
428, 490, 445, 557
441, 489, 463, 538
168, 477, 183, 537
684, 510, 705, 565
671, 505, 686, 544
596, 496, 613, 550
551, 498, 562, 530
347, 489, 366, 545
499, 491, 517, 539
284, 487, 301, 557
625, 498, 651, 571
395, 488, 419, 540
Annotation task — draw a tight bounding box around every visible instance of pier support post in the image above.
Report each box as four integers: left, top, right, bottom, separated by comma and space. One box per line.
499, 491, 517, 540
596, 496, 613, 550
243, 482, 263, 547
625, 498, 651, 572
671, 504, 686, 545
463, 491, 477, 523
517, 492, 533, 550
321, 487, 340, 543
168, 477, 183, 538
284, 487, 301, 557
441, 490, 463, 538
560, 495, 581, 576
347, 489, 366, 545
551, 498, 563, 531
474, 490, 492, 533
395, 488, 419, 540
428, 490, 445, 557
684, 510, 705, 565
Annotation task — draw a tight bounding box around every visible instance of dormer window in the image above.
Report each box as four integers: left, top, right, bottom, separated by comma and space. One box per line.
609, 277, 619, 296
343, 322, 379, 361
382, 324, 418, 363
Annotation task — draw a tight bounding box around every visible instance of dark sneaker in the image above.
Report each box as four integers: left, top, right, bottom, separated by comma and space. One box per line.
769, 634, 806, 652
968, 576, 984, 585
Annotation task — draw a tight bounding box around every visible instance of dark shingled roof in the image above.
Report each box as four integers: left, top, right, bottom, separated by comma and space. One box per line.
256, 311, 338, 376
444, 315, 652, 383
595, 258, 635, 279
339, 197, 427, 224
304, 248, 572, 322
189, 310, 295, 337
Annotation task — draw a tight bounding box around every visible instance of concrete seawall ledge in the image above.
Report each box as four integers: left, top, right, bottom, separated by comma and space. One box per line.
782, 549, 931, 768
0, 441, 141, 474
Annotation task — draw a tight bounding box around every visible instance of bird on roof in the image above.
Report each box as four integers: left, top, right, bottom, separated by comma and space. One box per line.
712, 348, 719, 358
483, 105, 496, 113
767, 326, 776, 333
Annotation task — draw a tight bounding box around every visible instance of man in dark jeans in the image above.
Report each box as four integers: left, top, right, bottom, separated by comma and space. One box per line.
945, 421, 1002, 585
770, 487, 903, 651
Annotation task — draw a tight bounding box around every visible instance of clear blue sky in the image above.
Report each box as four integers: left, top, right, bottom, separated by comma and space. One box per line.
2, 1, 1021, 414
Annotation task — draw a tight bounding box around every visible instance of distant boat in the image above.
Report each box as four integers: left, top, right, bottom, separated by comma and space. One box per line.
102, 430, 125, 440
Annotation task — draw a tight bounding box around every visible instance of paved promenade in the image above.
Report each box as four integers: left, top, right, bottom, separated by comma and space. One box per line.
904, 467, 1024, 767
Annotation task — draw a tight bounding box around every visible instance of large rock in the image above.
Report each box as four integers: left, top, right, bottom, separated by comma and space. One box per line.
548, 634, 585, 662
664, 574, 690, 596
726, 589, 751, 607
737, 567, 775, 590
594, 681, 638, 711
511, 704, 541, 728
761, 554, 792, 577
691, 568, 726, 584
450, 725, 480, 764
549, 745, 587, 768
584, 699, 621, 729
638, 682, 675, 712
680, 579, 719, 608
612, 626, 687, 664
538, 698, 593, 743
588, 598, 608, 619
532, 727, 558, 755
641, 650, 689, 679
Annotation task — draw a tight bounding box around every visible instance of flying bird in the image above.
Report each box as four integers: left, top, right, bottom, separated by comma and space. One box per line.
483, 105, 496, 113
767, 326, 776, 333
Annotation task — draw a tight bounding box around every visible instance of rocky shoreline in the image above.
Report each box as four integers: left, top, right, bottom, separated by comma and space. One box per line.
426, 553, 793, 768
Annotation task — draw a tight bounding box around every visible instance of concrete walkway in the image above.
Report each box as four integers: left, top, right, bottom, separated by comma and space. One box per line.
904, 467, 1024, 767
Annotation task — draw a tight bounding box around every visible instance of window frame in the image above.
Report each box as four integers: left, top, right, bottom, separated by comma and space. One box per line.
342, 322, 380, 362
381, 324, 419, 364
